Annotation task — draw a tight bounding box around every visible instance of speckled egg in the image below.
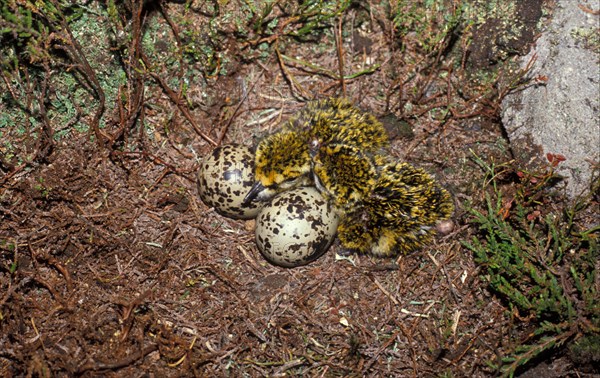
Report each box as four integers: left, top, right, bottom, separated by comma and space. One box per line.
255, 187, 339, 268
197, 144, 261, 219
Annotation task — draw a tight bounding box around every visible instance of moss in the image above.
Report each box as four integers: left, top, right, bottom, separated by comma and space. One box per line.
569, 334, 600, 367
571, 26, 600, 54
461, 0, 544, 68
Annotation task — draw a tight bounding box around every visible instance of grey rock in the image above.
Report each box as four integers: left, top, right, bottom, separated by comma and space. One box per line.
502, 0, 599, 198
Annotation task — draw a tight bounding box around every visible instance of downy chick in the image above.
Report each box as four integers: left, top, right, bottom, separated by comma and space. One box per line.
244, 98, 388, 204
310, 143, 377, 211
337, 160, 453, 257
292, 97, 389, 152
244, 130, 311, 202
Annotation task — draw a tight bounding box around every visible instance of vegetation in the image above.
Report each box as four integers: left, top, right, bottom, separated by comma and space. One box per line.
465, 153, 599, 377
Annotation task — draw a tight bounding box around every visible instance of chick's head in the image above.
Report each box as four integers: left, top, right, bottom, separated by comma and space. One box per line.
244, 131, 311, 203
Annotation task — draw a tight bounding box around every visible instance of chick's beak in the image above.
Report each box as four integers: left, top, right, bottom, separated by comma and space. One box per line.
243, 181, 265, 205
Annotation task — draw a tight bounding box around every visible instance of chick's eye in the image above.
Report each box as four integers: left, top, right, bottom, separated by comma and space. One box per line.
282, 176, 297, 183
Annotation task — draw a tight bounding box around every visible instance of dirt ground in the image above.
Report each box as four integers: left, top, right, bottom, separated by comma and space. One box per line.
0, 1, 598, 377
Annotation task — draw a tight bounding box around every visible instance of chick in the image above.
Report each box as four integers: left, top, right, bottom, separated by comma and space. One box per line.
310, 143, 377, 211
244, 98, 389, 204
337, 160, 453, 257
291, 97, 389, 152
244, 130, 312, 202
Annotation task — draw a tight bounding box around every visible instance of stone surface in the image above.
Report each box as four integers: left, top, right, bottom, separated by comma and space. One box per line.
501, 0, 599, 198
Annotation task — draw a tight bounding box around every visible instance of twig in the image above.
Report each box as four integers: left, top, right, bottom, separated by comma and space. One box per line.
334, 16, 346, 96
280, 54, 380, 80
76, 343, 158, 373
427, 251, 461, 305
578, 3, 600, 15
146, 67, 217, 146
237, 245, 268, 275
109, 150, 194, 182
216, 68, 266, 145
275, 47, 311, 100
49, 0, 106, 147
369, 275, 400, 305
363, 327, 402, 372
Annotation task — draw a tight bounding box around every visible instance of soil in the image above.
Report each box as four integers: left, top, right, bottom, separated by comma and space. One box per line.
0, 1, 597, 377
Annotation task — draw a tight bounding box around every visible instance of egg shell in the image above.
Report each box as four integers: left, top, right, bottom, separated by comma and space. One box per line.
255, 187, 339, 268
197, 144, 261, 219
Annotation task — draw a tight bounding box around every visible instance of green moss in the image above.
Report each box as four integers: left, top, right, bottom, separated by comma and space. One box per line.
392, 0, 464, 53
0, 1, 127, 143
571, 26, 600, 53
569, 334, 600, 366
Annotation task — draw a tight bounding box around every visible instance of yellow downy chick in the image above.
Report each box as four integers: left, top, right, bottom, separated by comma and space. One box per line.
291, 97, 389, 152
244, 130, 312, 203
244, 98, 389, 204
337, 161, 453, 257
311, 143, 377, 211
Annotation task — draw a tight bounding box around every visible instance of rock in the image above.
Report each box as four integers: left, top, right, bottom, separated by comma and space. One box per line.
501, 0, 599, 198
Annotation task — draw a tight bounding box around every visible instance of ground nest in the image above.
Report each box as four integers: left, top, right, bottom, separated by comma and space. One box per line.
1, 1, 598, 376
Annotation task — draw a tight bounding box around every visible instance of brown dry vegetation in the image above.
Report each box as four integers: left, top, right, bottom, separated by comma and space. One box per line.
1, 0, 598, 377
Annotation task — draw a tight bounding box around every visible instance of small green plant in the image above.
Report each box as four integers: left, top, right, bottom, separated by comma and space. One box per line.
392, 0, 464, 53
464, 153, 599, 377
34, 177, 52, 199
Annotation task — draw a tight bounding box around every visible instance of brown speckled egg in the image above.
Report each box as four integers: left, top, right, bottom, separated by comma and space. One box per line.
197, 144, 261, 219
255, 187, 339, 268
